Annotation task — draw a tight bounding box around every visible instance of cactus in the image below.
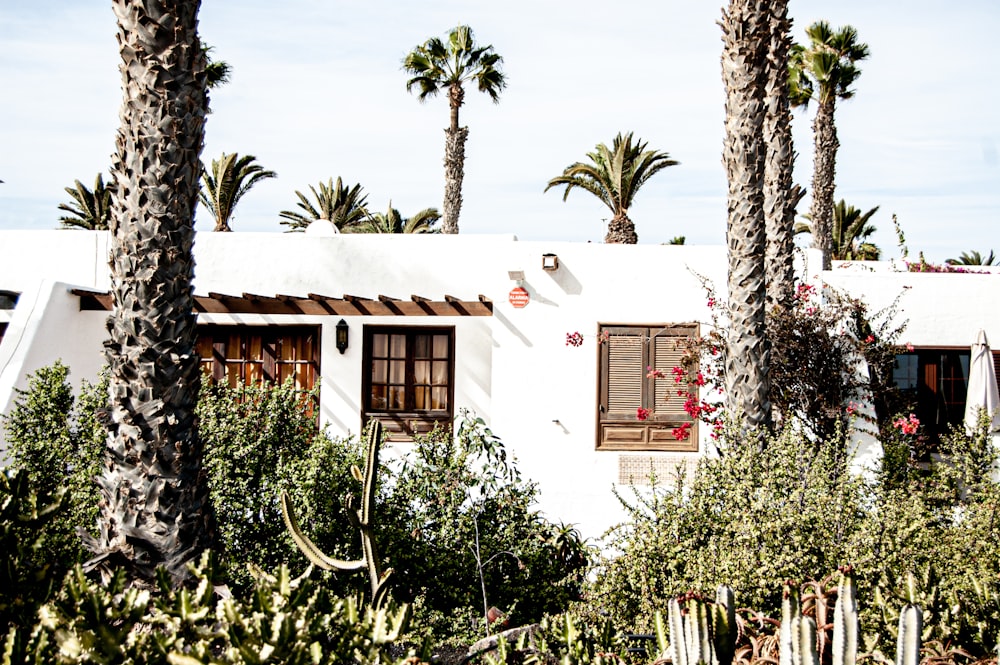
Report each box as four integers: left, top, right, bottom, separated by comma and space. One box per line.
895, 604, 922, 665
281, 420, 393, 606
780, 582, 801, 665
664, 586, 737, 665
833, 569, 860, 665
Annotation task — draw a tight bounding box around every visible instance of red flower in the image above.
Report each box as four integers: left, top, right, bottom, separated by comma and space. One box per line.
636, 407, 650, 421
672, 423, 692, 441
565, 331, 584, 347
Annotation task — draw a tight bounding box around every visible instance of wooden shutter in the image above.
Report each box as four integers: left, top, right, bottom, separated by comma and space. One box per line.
651, 330, 689, 421
606, 331, 644, 419
597, 324, 699, 452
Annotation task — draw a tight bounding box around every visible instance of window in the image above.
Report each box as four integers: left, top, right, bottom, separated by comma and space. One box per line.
597, 324, 698, 451
363, 326, 454, 440
0, 322, 6, 345
195, 325, 319, 391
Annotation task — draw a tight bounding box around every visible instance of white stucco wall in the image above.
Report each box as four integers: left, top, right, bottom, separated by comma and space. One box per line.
2, 231, 999, 541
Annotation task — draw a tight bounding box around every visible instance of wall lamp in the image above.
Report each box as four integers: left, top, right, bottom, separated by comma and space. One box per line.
541, 253, 559, 272
507, 270, 525, 285
335, 318, 349, 354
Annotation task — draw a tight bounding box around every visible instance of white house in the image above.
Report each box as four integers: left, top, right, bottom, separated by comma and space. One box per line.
1, 230, 998, 541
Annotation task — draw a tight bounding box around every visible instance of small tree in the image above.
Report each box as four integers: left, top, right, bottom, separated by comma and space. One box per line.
545, 132, 678, 244
58, 174, 114, 230
199, 152, 276, 232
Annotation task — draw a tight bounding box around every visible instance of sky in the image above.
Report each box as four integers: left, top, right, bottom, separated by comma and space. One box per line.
1, 1, 998, 263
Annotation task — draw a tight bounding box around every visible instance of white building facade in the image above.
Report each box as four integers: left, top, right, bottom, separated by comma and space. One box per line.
1, 230, 998, 540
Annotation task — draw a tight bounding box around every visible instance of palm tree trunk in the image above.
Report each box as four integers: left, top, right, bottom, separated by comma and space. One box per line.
440, 83, 467, 235
442, 126, 467, 234
87, 0, 216, 585
810, 98, 838, 270
721, 0, 772, 430
604, 213, 638, 244
763, 0, 798, 310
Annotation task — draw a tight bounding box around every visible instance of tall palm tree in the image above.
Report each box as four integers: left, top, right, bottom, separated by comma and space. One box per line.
721, 0, 772, 428
348, 203, 441, 234
199, 152, 276, 232
279, 177, 369, 232
790, 21, 870, 270
796, 200, 880, 260
544, 132, 678, 244
947, 250, 998, 266
762, 0, 804, 309
58, 174, 114, 230
404, 25, 506, 235
86, 0, 216, 585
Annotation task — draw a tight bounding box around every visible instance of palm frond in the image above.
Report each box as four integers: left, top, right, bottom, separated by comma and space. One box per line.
544, 132, 678, 242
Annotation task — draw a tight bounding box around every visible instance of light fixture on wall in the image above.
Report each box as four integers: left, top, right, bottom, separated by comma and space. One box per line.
541, 253, 559, 272
335, 319, 349, 354
507, 270, 525, 285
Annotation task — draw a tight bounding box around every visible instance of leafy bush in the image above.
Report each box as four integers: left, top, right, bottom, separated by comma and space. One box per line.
2, 361, 105, 569
4, 365, 587, 647
0, 469, 66, 635
587, 414, 1000, 662
587, 422, 863, 631
380, 416, 590, 644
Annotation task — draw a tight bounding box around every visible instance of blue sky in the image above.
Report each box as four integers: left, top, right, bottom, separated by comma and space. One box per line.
1, 1, 997, 263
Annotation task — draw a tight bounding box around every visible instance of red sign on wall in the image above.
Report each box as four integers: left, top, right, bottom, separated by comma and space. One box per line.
508, 286, 530, 308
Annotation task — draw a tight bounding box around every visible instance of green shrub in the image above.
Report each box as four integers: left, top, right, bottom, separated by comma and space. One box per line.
5, 365, 587, 647
587, 422, 863, 632
0, 469, 66, 636
588, 414, 1000, 662
2, 362, 105, 569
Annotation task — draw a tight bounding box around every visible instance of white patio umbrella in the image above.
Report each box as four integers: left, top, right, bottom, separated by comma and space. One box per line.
963, 329, 1000, 433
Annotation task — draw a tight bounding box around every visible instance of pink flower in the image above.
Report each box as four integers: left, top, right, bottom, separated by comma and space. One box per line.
646, 366, 666, 379
864, 335, 875, 344
565, 331, 584, 347
693, 372, 706, 387
707, 297, 717, 308
905, 342, 915, 352
636, 407, 650, 421
893, 414, 920, 435
845, 401, 858, 416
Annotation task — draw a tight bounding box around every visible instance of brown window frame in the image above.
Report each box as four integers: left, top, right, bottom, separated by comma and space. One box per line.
596, 323, 699, 451
195, 325, 320, 393
890, 347, 1000, 447
362, 325, 455, 441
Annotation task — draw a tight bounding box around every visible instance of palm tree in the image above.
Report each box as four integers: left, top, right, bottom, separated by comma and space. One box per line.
796, 200, 880, 260
58, 174, 114, 230
348, 203, 441, 234
544, 132, 678, 244
404, 25, 506, 234
947, 250, 998, 266
721, 0, 772, 428
790, 21, 870, 270
762, 0, 804, 309
203, 44, 232, 91
86, 0, 216, 585
279, 177, 369, 232
199, 152, 276, 232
